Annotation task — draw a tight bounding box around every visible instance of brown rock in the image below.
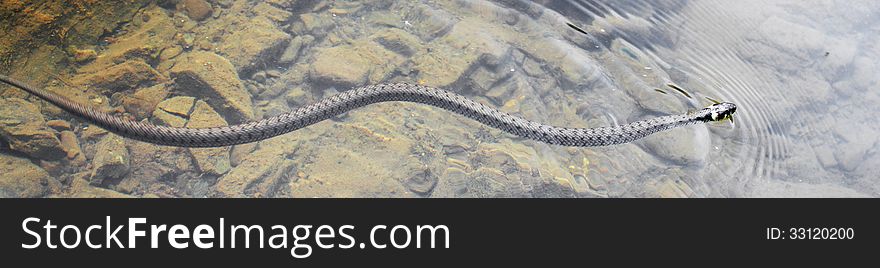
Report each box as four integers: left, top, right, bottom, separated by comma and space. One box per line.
216, 16, 290, 75
80, 125, 108, 141
179, 0, 213, 21
122, 83, 171, 119
76, 6, 176, 77
71, 60, 165, 93
310, 45, 372, 87
373, 28, 423, 57
170, 51, 255, 123
0, 154, 51, 198
46, 119, 72, 131
0, 98, 65, 160
72, 48, 97, 63
59, 130, 83, 160
68, 177, 131, 198
157, 96, 196, 117
151, 96, 195, 128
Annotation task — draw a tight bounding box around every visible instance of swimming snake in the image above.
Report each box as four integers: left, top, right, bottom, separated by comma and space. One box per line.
0, 74, 736, 147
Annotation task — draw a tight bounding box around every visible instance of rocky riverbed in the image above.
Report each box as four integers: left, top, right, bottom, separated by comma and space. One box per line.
0, 0, 877, 197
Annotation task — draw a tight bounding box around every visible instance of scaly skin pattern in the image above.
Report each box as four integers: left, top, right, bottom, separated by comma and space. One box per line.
0, 74, 736, 148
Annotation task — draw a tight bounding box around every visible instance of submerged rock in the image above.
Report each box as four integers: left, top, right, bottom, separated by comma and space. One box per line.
71, 60, 165, 94
214, 136, 297, 197
310, 45, 372, 87
122, 83, 171, 119
278, 35, 314, 64
0, 98, 65, 160
0, 154, 51, 198
373, 28, 423, 57
90, 134, 130, 186
216, 16, 291, 75
67, 177, 131, 198
179, 0, 213, 21
152, 96, 195, 127
402, 4, 457, 41
170, 51, 255, 123
59, 130, 84, 161
642, 124, 711, 166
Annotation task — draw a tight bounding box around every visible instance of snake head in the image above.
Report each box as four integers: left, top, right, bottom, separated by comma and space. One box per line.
706, 102, 737, 122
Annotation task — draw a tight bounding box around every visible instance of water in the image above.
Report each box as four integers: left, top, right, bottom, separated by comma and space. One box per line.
0, 0, 877, 197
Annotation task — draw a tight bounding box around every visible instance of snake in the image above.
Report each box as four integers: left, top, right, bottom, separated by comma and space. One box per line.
0, 74, 736, 148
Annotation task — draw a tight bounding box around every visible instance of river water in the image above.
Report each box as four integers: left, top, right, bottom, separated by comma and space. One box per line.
0, 0, 877, 197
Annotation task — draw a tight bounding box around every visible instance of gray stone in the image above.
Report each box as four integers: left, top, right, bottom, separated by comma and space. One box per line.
642, 125, 711, 165
403, 4, 457, 41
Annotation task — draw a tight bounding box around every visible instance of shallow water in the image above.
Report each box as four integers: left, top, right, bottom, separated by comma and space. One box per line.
0, 0, 877, 197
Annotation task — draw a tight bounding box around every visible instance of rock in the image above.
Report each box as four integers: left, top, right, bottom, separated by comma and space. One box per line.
252, 71, 267, 83
373, 28, 423, 56
284, 87, 310, 106
266, 70, 281, 78
72, 48, 97, 63
59, 130, 83, 160
186, 101, 232, 175
75, 6, 176, 75
122, 83, 171, 119
642, 124, 711, 165
215, 137, 297, 197
278, 35, 313, 64
835, 140, 871, 172
81, 125, 108, 141
72, 60, 165, 93
813, 144, 837, 169
252, 2, 292, 23
217, 16, 291, 75
757, 16, 825, 61
152, 109, 188, 128
414, 18, 511, 87
0, 98, 65, 160
402, 169, 438, 196
230, 143, 257, 166
311, 40, 405, 87
125, 140, 195, 190
170, 51, 255, 123
0, 154, 51, 198
402, 4, 457, 41
159, 45, 183, 61
157, 96, 195, 117
179, 0, 213, 21
310, 45, 372, 87
46, 120, 71, 131
68, 177, 131, 198
90, 134, 130, 186
152, 96, 194, 127
295, 13, 335, 36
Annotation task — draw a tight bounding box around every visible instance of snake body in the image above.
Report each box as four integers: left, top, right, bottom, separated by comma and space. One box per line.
0, 74, 736, 148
